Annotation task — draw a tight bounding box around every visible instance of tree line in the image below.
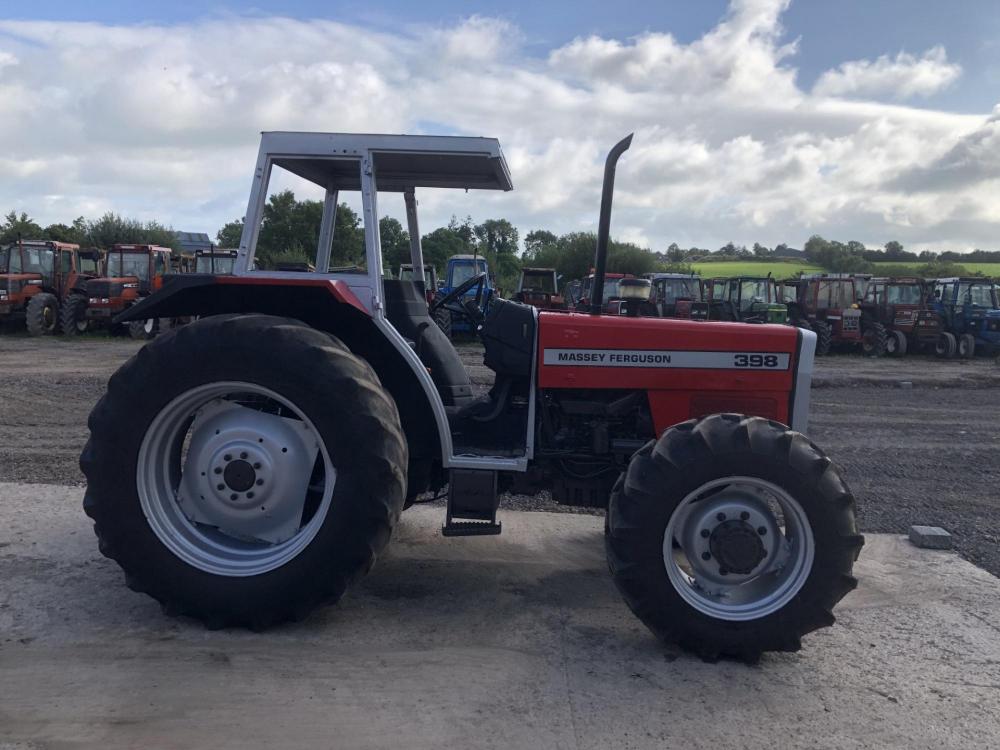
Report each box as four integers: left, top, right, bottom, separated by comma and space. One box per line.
0, 211, 179, 252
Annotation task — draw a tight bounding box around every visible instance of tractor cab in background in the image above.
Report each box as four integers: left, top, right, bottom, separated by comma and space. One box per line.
195, 248, 239, 275
646, 272, 706, 319
707, 276, 786, 325
574, 271, 632, 314
432, 254, 495, 337
515, 267, 565, 310
862, 277, 941, 356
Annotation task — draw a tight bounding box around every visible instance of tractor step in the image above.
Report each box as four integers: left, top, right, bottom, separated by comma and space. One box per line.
443, 469, 501, 536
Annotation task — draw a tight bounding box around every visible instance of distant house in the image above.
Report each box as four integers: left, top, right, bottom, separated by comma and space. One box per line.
175, 231, 213, 254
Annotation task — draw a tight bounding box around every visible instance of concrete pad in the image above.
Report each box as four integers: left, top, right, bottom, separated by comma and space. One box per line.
1, 482, 999, 750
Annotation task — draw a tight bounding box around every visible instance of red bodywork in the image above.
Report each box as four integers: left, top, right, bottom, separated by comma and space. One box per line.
537, 312, 798, 434
84, 245, 175, 319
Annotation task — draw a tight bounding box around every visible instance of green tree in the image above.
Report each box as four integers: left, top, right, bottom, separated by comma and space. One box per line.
216, 219, 244, 248
85, 213, 178, 252
43, 217, 88, 245
379, 216, 410, 274
524, 229, 557, 256
252, 191, 364, 270
0, 211, 44, 244
474, 218, 519, 255
752, 242, 771, 257
421, 227, 466, 277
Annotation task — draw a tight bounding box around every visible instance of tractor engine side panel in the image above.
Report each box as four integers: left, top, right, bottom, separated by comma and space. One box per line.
536, 312, 804, 434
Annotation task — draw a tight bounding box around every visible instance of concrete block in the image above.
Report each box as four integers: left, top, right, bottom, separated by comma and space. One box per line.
909, 525, 952, 549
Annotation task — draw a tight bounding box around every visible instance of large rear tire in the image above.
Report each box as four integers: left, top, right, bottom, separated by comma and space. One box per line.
862, 322, 887, 357
26, 293, 59, 336
60, 294, 90, 336
606, 414, 863, 661
81, 314, 407, 629
811, 320, 832, 356
432, 298, 452, 338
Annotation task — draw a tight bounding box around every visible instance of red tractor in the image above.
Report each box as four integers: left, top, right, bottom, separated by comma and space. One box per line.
62, 243, 175, 339
81, 132, 861, 661
515, 267, 566, 310
861, 277, 942, 356
0, 240, 101, 335
647, 272, 707, 319
787, 274, 884, 356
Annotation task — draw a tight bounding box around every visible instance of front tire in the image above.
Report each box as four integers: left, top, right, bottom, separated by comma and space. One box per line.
958, 333, 975, 359
885, 329, 907, 357
811, 320, 832, 356
606, 414, 863, 661
26, 293, 59, 336
935, 332, 957, 358
81, 314, 407, 628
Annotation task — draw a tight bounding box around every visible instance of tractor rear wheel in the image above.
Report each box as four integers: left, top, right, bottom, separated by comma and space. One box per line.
862, 322, 887, 357
432, 301, 452, 338
60, 294, 90, 336
958, 333, 975, 359
606, 414, 862, 661
811, 320, 832, 356
935, 332, 957, 358
129, 318, 160, 339
885, 329, 907, 357
81, 314, 407, 629
26, 293, 59, 336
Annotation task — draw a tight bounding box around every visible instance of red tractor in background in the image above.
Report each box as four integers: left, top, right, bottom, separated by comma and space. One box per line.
0, 240, 101, 335
647, 272, 707, 319
786, 274, 884, 356
61, 244, 175, 339
861, 277, 942, 356
514, 267, 566, 310
81, 131, 861, 662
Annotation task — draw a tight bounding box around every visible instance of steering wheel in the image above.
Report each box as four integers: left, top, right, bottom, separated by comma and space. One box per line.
431, 272, 488, 327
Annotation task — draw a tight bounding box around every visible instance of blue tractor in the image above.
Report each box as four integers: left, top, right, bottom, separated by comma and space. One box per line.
430, 254, 495, 337
930, 277, 1000, 357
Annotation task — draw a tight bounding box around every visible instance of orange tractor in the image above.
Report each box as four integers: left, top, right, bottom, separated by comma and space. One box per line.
61, 244, 175, 339
0, 240, 101, 335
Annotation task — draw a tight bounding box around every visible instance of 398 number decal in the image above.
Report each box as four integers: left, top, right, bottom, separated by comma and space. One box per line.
733, 353, 780, 368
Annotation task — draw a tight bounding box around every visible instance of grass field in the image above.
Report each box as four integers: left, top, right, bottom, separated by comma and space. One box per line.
872, 261, 1000, 275
690, 260, 823, 277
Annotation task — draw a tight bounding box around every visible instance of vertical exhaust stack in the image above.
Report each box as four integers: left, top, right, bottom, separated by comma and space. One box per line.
590, 133, 634, 315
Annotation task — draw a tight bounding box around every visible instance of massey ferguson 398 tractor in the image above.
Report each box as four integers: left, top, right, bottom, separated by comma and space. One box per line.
82, 132, 862, 661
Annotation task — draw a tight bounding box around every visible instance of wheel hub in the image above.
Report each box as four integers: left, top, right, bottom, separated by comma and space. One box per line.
223, 458, 257, 492
709, 520, 767, 575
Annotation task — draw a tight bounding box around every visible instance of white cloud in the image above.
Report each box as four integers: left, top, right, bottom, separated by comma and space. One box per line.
813, 46, 961, 100
0, 1, 995, 252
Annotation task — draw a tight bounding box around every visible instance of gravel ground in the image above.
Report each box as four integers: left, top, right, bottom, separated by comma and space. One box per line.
1, 333, 998, 575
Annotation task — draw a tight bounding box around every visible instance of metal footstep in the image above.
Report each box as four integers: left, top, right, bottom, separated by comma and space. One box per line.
443, 469, 501, 537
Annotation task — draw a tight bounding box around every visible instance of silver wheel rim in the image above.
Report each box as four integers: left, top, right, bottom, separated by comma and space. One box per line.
662, 476, 815, 621
137, 381, 336, 577
144, 318, 155, 334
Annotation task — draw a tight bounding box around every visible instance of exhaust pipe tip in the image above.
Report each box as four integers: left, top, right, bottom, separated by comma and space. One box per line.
589, 133, 634, 315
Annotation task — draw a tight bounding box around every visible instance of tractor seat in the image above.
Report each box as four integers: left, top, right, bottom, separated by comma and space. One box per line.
382, 280, 475, 409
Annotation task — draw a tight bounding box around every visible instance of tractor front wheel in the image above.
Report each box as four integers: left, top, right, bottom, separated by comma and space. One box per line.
885, 329, 907, 357
81, 314, 407, 629
958, 333, 975, 359
60, 294, 90, 336
606, 414, 862, 661
26, 293, 59, 336
862, 322, 887, 357
811, 320, 832, 356
935, 332, 957, 358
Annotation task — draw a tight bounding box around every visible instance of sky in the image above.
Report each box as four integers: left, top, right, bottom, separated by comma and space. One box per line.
1, 0, 998, 252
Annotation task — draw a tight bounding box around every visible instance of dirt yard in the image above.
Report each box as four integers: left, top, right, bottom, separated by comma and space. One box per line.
1, 333, 998, 576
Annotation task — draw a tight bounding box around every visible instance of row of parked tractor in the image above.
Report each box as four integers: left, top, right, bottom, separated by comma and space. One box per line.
427, 260, 1000, 359
0, 240, 237, 338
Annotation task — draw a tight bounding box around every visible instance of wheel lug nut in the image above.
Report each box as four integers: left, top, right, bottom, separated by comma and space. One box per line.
247, 492, 254, 499
224, 454, 232, 462
758, 527, 767, 536
700, 529, 710, 538
230, 493, 238, 501
217, 484, 225, 491
214, 467, 222, 475
716, 512, 726, 522
256, 479, 264, 486
740, 511, 750, 521
253, 462, 261, 470
701, 551, 711, 560
240, 452, 248, 459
